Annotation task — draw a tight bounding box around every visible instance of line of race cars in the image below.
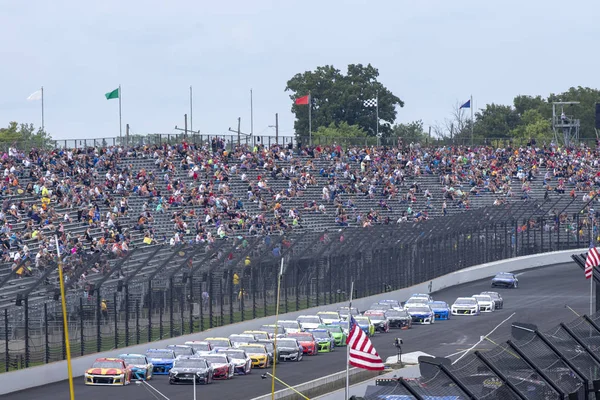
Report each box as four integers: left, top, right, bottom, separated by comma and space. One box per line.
83, 272, 517, 386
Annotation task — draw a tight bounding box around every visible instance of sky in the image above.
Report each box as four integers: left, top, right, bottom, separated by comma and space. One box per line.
1, 0, 598, 141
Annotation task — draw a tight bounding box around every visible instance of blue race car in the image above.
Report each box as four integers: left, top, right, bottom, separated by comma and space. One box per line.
428, 301, 451, 320
119, 353, 153, 380
405, 305, 435, 324
145, 349, 176, 375
491, 272, 518, 288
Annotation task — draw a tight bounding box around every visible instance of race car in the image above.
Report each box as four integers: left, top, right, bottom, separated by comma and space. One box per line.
337, 306, 360, 320
472, 294, 495, 312
276, 338, 303, 362
200, 354, 235, 380
85, 358, 132, 386
405, 305, 435, 324
256, 339, 278, 364
384, 309, 413, 329
411, 293, 433, 302
243, 330, 270, 340
331, 320, 350, 336
428, 301, 451, 320
260, 324, 287, 338
166, 344, 194, 357
277, 320, 302, 333
239, 344, 270, 368
451, 297, 480, 316
368, 303, 393, 312
204, 337, 232, 351
480, 291, 504, 309
286, 332, 318, 355
296, 315, 323, 330
168, 356, 213, 385
229, 333, 257, 348
404, 297, 430, 309
216, 348, 252, 374
353, 316, 376, 336
363, 310, 390, 333
491, 272, 518, 288
378, 299, 403, 310
308, 329, 335, 352
184, 341, 213, 356
317, 311, 341, 324
145, 349, 176, 374
319, 324, 347, 346
119, 353, 153, 380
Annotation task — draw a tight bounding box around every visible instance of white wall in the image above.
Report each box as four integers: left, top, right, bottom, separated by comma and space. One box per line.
0, 248, 583, 395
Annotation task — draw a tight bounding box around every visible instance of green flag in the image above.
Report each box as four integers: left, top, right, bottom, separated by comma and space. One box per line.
105, 88, 119, 100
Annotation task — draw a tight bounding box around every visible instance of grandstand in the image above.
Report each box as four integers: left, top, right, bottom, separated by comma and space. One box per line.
0, 133, 598, 371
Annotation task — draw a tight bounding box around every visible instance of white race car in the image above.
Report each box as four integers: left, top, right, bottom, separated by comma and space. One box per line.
451, 297, 480, 316
472, 294, 495, 312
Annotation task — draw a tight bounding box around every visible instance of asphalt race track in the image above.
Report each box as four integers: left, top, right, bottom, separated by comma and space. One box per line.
4, 263, 590, 400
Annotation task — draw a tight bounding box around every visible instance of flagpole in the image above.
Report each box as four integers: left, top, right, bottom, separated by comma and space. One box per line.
250, 89, 254, 137
190, 85, 193, 134
470, 94, 474, 146
375, 91, 379, 138
41, 86, 45, 131
118, 84, 122, 142
308, 91, 312, 146
271, 258, 284, 400
345, 281, 354, 400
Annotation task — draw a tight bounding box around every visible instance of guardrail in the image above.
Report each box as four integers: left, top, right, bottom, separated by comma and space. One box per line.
0, 248, 585, 395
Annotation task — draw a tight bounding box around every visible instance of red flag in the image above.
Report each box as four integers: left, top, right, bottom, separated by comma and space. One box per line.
585, 244, 600, 279
295, 95, 309, 105
346, 316, 385, 370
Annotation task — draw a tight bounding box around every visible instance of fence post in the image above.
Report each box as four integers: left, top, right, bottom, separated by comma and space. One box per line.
136, 300, 140, 345
240, 270, 245, 322
295, 262, 300, 312
169, 277, 174, 338
252, 267, 257, 319
5, 309, 9, 371
96, 291, 101, 353
159, 294, 164, 340
80, 297, 84, 356
24, 297, 29, 367
124, 286, 129, 347
315, 260, 320, 307
284, 268, 289, 314
208, 272, 214, 329
219, 278, 224, 326
113, 292, 118, 349
44, 303, 49, 364
229, 272, 234, 325
180, 287, 185, 336
148, 281, 153, 342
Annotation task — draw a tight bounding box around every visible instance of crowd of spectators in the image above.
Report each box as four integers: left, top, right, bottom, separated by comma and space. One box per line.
1, 138, 599, 292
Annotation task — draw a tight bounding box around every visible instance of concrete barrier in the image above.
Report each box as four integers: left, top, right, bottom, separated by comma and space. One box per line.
0, 248, 584, 395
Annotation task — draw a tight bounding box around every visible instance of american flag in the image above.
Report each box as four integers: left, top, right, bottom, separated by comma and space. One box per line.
585, 242, 600, 279
346, 316, 384, 370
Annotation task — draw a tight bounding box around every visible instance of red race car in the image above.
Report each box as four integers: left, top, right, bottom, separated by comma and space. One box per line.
84, 357, 132, 386
286, 332, 318, 355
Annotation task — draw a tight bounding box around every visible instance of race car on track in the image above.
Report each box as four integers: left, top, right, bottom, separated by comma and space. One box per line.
85, 358, 132, 386
286, 332, 318, 355
405, 304, 435, 324
166, 344, 194, 357
201, 354, 235, 380
145, 349, 176, 374
244, 330, 270, 340
216, 348, 252, 374
319, 324, 347, 346
239, 344, 271, 368
119, 353, 153, 380
480, 291, 504, 309
404, 297, 430, 309
276, 338, 303, 362
384, 309, 413, 329
354, 316, 376, 336
491, 272, 518, 288
204, 337, 232, 351
368, 303, 393, 312
472, 294, 495, 312
260, 324, 287, 338
184, 341, 213, 356
379, 299, 402, 310
277, 320, 302, 333
229, 334, 257, 348
296, 315, 323, 330
308, 329, 335, 352
451, 297, 480, 316
168, 356, 213, 385
317, 311, 341, 324
337, 306, 360, 320
428, 301, 451, 320
331, 320, 350, 336
363, 310, 390, 333
255, 339, 278, 365
411, 293, 433, 302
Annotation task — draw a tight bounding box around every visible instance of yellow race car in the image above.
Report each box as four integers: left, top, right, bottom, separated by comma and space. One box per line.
84, 358, 132, 386
239, 344, 270, 368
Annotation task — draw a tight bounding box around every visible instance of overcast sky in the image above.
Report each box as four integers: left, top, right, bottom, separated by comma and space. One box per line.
1, 0, 598, 141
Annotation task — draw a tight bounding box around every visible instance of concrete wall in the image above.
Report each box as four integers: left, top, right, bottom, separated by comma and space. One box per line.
0, 248, 584, 395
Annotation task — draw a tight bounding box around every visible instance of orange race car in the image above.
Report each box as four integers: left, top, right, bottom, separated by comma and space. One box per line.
84, 357, 132, 386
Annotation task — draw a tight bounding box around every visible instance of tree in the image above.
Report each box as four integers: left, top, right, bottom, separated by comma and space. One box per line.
286, 64, 404, 139
547, 86, 600, 138
0, 122, 53, 150
473, 104, 521, 140
510, 109, 553, 143
312, 122, 367, 144
390, 120, 427, 143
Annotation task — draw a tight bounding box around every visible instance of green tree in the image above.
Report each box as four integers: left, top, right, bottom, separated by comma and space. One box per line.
390, 120, 427, 143
473, 104, 521, 139
510, 109, 553, 143
312, 122, 367, 144
0, 122, 53, 150
286, 64, 403, 139
547, 86, 600, 138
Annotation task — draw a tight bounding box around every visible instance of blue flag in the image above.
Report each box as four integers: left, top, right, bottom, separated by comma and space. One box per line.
460, 100, 471, 109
